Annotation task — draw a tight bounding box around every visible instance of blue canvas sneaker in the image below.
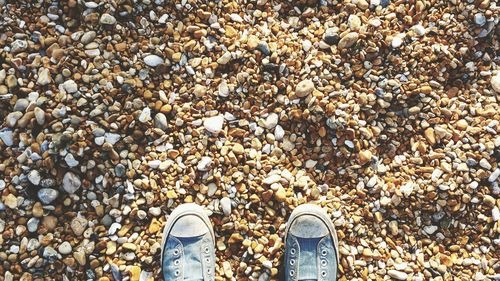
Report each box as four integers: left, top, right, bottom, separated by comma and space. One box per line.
284, 204, 339, 281
161, 203, 216, 281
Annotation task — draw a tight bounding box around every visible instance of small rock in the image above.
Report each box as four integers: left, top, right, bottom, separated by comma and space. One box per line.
392, 35, 403, 48
264, 113, 279, 129
323, 27, 339, 45
0, 130, 14, 146
65, 154, 79, 167
203, 115, 224, 134
58, 241, 72, 255
144, 55, 164, 67
28, 170, 41, 185
38, 188, 59, 204
63, 171, 81, 194
295, 80, 315, 97
3, 194, 17, 209
197, 157, 213, 171
455, 119, 468, 131
36, 67, 52, 86
139, 107, 151, 123
71, 216, 88, 236
220, 197, 231, 216
11, 39, 27, 53
491, 73, 500, 93
80, 31, 96, 44
217, 52, 232, 64
6, 111, 23, 127
387, 270, 408, 280
34, 107, 45, 125
218, 80, 230, 97
358, 150, 372, 165
100, 13, 117, 25
63, 80, 78, 93
348, 15, 361, 30
154, 113, 168, 131
338, 32, 359, 49
474, 13, 486, 26
13, 98, 29, 111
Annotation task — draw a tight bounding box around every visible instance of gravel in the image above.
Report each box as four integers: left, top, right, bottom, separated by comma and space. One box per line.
0, 0, 498, 280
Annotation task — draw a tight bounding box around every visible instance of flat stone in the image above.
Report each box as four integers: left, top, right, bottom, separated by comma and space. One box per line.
144, 55, 164, 67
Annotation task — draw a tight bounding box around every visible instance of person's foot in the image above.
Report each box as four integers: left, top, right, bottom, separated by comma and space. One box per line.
161, 203, 215, 281
284, 204, 339, 281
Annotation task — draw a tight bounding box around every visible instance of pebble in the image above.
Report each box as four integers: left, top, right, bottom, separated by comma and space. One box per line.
6, 111, 22, 127
203, 115, 224, 134
388, 270, 408, 280
0, 130, 14, 146
71, 216, 88, 236
295, 80, 315, 97
197, 157, 212, 171
392, 35, 403, 48
338, 32, 359, 49
323, 27, 339, 45
28, 170, 41, 185
491, 73, 500, 93
38, 188, 59, 204
80, 31, 96, 44
154, 113, 168, 131
63, 172, 81, 194
100, 13, 116, 25
220, 197, 232, 216
63, 80, 78, 93
144, 55, 164, 67
58, 241, 72, 255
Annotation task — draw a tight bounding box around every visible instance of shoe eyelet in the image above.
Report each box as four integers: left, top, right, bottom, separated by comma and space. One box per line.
205, 257, 210, 263
321, 270, 327, 277
290, 259, 295, 265
321, 259, 327, 266
174, 270, 180, 276
321, 249, 327, 256
174, 259, 180, 265
290, 248, 296, 255
289, 269, 295, 276
207, 268, 212, 274
204, 247, 210, 253
173, 249, 180, 256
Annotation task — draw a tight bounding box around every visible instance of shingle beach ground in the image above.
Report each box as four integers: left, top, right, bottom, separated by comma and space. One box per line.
0, 0, 499, 280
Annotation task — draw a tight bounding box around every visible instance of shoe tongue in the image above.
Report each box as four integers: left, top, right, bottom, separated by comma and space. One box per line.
297, 237, 320, 280
178, 236, 205, 281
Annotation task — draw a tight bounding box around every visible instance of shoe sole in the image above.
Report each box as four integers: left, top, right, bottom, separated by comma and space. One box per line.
284, 204, 340, 264
160, 203, 215, 267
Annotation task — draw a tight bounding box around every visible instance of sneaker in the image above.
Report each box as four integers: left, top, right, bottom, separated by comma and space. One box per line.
161, 203, 216, 281
284, 204, 339, 281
